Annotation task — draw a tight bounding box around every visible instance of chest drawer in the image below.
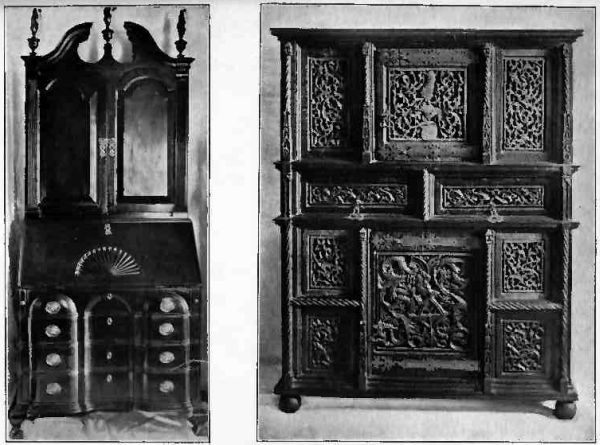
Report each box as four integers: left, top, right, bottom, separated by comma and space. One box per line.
32, 345, 77, 372
148, 316, 189, 344
141, 373, 190, 408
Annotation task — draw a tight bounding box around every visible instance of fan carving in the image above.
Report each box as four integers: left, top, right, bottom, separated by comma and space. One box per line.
74, 246, 141, 278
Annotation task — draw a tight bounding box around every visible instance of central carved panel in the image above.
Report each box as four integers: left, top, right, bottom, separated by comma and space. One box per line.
372, 252, 471, 352
308, 57, 348, 150
386, 68, 466, 141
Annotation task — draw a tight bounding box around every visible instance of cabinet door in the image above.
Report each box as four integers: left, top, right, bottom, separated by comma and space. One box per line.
37, 80, 102, 214
115, 74, 179, 213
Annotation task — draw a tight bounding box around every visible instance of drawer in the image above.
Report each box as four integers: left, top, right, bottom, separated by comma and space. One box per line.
430, 172, 557, 218
145, 346, 188, 371
85, 371, 133, 402
33, 373, 78, 406
141, 373, 190, 407
148, 317, 189, 343
32, 345, 77, 372
86, 315, 133, 341
87, 344, 132, 369
30, 318, 76, 344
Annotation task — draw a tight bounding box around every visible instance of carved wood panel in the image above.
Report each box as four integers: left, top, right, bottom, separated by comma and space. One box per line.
375, 48, 480, 162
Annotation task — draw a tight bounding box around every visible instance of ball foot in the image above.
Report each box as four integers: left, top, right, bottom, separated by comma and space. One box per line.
554, 401, 577, 419
279, 394, 301, 413
188, 414, 208, 437
9, 425, 24, 440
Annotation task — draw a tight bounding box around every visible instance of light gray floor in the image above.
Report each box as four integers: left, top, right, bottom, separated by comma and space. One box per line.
258, 362, 595, 442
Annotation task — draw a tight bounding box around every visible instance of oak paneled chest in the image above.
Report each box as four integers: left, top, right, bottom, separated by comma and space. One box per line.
272, 28, 582, 419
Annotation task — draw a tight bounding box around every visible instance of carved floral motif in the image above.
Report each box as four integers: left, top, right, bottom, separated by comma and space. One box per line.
502, 240, 545, 292
309, 57, 347, 149
503, 58, 545, 151
441, 185, 544, 209
386, 68, 466, 140
372, 253, 471, 351
503, 320, 544, 372
307, 184, 407, 207
309, 236, 348, 289
308, 316, 339, 369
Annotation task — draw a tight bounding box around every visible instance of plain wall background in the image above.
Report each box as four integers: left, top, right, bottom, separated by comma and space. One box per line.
258, 4, 595, 439
4, 3, 209, 402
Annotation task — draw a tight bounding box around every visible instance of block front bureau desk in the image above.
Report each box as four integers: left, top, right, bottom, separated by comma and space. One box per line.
272, 28, 582, 419
8, 8, 206, 439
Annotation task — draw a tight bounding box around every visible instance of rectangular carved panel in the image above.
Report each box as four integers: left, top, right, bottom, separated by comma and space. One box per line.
303, 230, 353, 294
502, 240, 545, 293
502, 320, 544, 373
372, 252, 472, 353
441, 185, 544, 210
386, 68, 466, 141
308, 56, 348, 150
306, 183, 408, 209
503, 57, 545, 151
306, 314, 340, 371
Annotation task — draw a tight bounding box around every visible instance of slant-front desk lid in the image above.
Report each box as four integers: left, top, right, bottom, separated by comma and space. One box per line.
19, 219, 201, 288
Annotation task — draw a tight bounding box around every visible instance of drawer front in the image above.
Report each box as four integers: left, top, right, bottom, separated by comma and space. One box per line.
85, 371, 133, 402
146, 346, 188, 371
87, 344, 132, 369
87, 315, 133, 341
141, 373, 190, 407
30, 318, 76, 344
431, 173, 557, 218
148, 317, 189, 343
33, 373, 78, 406
32, 345, 77, 372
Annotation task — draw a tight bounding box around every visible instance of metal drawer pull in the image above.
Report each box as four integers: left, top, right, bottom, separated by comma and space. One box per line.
45, 324, 61, 338
45, 353, 61, 367
106, 317, 113, 326
46, 382, 62, 395
45, 301, 61, 315
106, 374, 113, 383
159, 380, 175, 393
160, 297, 176, 313
159, 351, 175, 364
106, 351, 112, 360
158, 322, 174, 336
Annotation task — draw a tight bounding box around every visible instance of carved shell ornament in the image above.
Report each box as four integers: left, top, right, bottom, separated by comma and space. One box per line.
74, 246, 141, 277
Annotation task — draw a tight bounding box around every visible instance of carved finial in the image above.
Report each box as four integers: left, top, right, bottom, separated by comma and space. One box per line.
28, 8, 41, 55
175, 9, 187, 57
102, 7, 116, 54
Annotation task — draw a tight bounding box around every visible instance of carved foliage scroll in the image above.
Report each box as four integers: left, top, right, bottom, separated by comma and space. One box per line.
503, 58, 545, 151
308, 234, 348, 289
503, 320, 544, 372
309, 57, 348, 149
386, 69, 466, 141
502, 240, 545, 293
442, 185, 544, 210
307, 315, 340, 370
307, 184, 407, 208
372, 253, 471, 352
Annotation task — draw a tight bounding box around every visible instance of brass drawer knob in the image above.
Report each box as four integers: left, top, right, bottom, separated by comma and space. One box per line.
158, 322, 174, 336
106, 351, 113, 361
45, 353, 61, 367
160, 297, 176, 313
106, 317, 113, 326
45, 324, 61, 338
46, 382, 62, 395
106, 374, 113, 383
159, 380, 174, 393
45, 301, 61, 315
159, 351, 175, 364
